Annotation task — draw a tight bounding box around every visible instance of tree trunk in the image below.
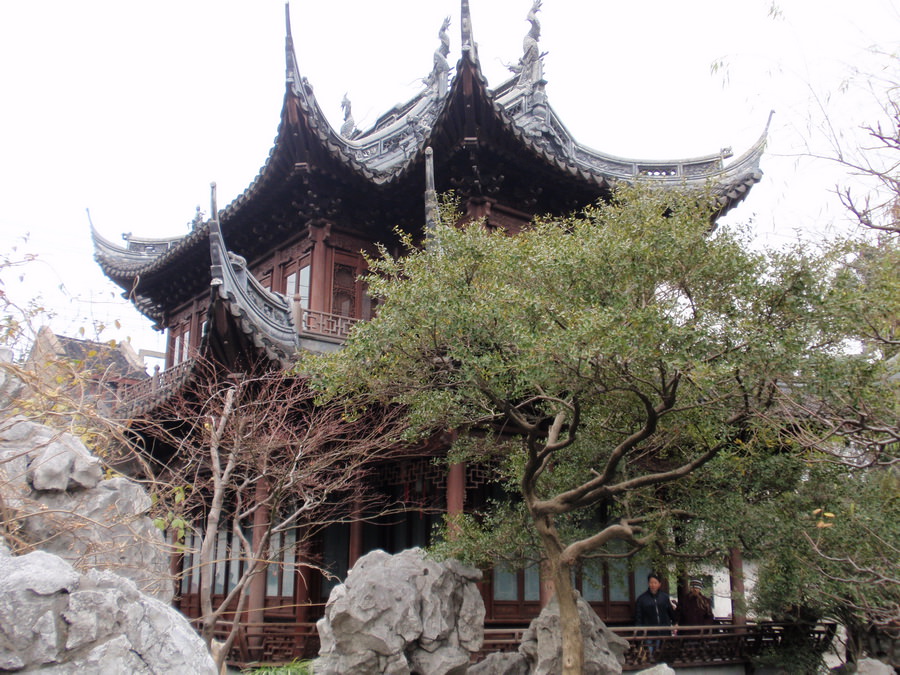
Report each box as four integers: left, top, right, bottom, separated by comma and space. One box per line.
553, 557, 584, 675
728, 547, 746, 626
534, 516, 584, 675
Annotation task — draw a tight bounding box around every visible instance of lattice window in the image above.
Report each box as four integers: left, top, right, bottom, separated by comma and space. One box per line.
378, 458, 444, 509
467, 462, 499, 489
332, 264, 356, 317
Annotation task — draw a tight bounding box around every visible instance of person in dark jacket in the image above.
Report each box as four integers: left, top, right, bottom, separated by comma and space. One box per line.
634, 572, 676, 628
676, 578, 714, 630
634, 572, 676, 658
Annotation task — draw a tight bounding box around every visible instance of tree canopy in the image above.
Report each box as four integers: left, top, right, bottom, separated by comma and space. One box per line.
306, 186, 862, 673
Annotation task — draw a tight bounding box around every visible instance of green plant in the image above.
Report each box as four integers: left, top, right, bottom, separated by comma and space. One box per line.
242, 660, 314, 675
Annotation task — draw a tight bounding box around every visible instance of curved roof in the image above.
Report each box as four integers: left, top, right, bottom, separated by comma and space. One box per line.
208, 218, 299, 368
94, 1, 766, 326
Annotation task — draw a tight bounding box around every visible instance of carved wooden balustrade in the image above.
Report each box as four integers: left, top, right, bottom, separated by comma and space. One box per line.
478, 622, 837, 671
207, 620, 836, 669
113, 358, 196, 417
208, 620, 320, 665
297, 308, 358, 342
115, 309, 358, 413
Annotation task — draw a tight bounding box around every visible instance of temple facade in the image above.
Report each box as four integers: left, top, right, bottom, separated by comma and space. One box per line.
93, 1, 766, 662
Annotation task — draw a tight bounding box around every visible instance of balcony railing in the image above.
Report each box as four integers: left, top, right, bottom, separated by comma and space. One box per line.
297, 308, 358, 342
113, 358, 196, 416
114, 309, 361, 412
480, 623, 837, 670
207, 620, 836, 669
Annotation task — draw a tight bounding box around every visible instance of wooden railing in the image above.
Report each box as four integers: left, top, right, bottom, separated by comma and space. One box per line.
478, 622, 837, 670
114, 310, 359, 411
207, 620, 320, 665
113, 358, 196, 415
297, 308, 358, 342
209, 620, 835, 669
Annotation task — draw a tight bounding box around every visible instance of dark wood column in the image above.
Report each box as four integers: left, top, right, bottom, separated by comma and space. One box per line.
446, 462, 465, 534
189, 299, 202, 354
294, 530, 311, 624
308, 222, 331, 314
348, 497, 364, 569
246, 479, 271, 653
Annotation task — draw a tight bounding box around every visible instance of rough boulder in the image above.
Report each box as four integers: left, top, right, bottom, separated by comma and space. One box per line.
315, 547, 485, 675
0, 548, 216, 673
469, 592, 628, 675
0, 416, 172, 601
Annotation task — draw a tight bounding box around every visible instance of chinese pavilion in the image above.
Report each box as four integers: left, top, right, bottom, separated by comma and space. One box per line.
93, 1, 766, 662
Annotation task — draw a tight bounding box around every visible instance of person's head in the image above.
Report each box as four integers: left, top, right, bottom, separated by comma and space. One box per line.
647, 572, 661, 593
689, 579, 703, 595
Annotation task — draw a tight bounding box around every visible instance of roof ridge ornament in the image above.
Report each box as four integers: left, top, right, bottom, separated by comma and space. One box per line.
340, 94, 358, 138
512, 0, 546, 90
504, 1, 550, 140
425, 16, 451, 96
190, 205, 204, 232
284, 3, 301, 88
460, 0, 477, 61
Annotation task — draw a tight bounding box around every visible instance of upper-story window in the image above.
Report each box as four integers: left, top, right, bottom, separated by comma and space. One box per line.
169, 319, 191, 367
180, 328, 191, 363
167, 308, 205, 368
281, 257, 310, 309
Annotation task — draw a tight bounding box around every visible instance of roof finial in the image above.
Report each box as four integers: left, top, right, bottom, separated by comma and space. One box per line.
460, 0, 476, 61
210, 182, 218, 224
424, 147, 439, 244
284, 3, 300, 88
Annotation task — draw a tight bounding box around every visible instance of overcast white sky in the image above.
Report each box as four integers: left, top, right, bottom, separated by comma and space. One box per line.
1, 1, 897, 360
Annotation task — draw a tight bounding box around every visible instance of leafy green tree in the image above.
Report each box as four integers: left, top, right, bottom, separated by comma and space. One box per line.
675, 426, 898, 666
307, 186, 845, 674
732, 67, 900, 665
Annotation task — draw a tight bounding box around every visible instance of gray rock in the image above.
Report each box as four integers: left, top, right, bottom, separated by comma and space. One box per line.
518, 592, 628, 675
855, 657, 895, 675
23, 476, 171, 601
633, 665, 676, 675
29, 430, 102, 491
0, 551, 216, 674
0, 417, 101, 492
469, 592, 630, 675
62, 589, 121, 650
315, 548, 485, 675
0, 417, 172, 602
38, 634, 151, 674
468, 651, 531, 675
